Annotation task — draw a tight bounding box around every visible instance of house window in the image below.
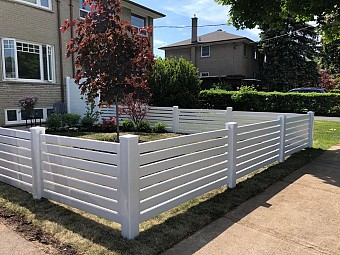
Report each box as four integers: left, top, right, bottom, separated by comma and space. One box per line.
131, 14, 147, 36
5, 108, 52, 125
80, 0, 91, 18
200, 72, 209, 77
16, 0, 51, 9
201, 46, 210, 57
2, 38, 55, 82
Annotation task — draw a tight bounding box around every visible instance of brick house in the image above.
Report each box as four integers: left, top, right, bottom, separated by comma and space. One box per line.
0, 0, 164, 126
160, 17, 262, 89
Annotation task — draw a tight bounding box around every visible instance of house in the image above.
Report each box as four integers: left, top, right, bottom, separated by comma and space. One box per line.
0, 0, 164, 126
159, 16, 262, 89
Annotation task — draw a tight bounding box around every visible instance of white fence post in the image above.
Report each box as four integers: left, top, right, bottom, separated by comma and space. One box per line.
66, 77, 71, 113
30, 127, 45, 199
119, 135, 140, 239
278, 115, 286, 163
226, 122, 238, 188
308, 111, 314, 148
172, 106, 179, 133
226, 107, 233, 122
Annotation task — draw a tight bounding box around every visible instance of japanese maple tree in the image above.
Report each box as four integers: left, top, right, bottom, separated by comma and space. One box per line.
61, 0, 154, 141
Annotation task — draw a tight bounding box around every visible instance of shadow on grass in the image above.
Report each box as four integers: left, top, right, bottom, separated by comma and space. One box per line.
0, 148, 325, 255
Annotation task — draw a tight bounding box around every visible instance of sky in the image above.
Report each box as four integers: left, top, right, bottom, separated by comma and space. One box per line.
132, 0, 261, 58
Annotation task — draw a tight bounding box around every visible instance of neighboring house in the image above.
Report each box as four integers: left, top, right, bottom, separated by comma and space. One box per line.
160, 16, 262, 89
0, 0, 164, 126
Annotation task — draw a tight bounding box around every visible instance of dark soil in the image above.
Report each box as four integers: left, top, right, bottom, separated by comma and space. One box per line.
0, 205, 77, 255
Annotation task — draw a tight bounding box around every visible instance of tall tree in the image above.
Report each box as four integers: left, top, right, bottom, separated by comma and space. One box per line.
259, 19, 320, 91
61, 0, 154, 141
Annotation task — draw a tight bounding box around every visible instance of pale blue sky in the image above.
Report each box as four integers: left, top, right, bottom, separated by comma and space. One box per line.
133, 0, 261, 58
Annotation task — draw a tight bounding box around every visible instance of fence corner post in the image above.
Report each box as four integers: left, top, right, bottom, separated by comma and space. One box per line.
226, 107, 233, 122
172, 106, 179, 133
30, 127, 45, 199
278, 115, 286, 163
119, 135, 140, 240
226, 122, 238, 189
307, 111, 314, 148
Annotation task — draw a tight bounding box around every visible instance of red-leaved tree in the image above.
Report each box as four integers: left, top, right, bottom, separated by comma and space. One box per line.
61, 0, 154, 141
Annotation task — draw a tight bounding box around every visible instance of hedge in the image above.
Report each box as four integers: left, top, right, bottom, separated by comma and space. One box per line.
199, 90, 340, 116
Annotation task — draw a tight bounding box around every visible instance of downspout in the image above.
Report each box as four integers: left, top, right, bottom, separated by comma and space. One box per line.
56, 0, 65, 103
69, 0, 75, 77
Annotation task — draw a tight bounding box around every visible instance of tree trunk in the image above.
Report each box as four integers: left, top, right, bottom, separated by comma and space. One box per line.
115, 95, 120, 143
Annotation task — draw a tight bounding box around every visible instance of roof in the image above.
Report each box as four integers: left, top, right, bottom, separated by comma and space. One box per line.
160, 30, 252, 49
122, 0, 165, 19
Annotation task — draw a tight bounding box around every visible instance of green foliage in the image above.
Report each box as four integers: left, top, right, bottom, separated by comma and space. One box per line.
121, 119, 135, 132
149, 58, 201, 108
199, 89, 340, 116
136, 120, 152, 133
81, 102, 100, 127
152, 122, 166, 133
62, 113, 81, 127
211, 82, 233, 91
46, 113, 62, 130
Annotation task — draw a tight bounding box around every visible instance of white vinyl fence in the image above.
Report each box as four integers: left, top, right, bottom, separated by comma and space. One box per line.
0, 112, 314, 239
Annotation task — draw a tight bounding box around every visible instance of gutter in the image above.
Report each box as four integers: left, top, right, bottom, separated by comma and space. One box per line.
56, 0, 65, 103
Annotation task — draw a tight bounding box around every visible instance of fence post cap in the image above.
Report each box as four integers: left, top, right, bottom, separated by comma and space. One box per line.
30, 127, 45, 133
120, 134, 139, 140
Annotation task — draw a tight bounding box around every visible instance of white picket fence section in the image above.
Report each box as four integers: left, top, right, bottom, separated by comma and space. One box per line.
0, 128, 32, 193
0, 111, 314, 239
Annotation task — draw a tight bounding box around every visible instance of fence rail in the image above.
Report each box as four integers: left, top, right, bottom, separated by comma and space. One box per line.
0, 110, 314, 240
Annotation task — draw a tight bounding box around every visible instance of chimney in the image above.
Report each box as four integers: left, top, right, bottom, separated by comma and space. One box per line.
191, 15, 198, 43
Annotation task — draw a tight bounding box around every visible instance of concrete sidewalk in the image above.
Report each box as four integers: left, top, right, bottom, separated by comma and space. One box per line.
163, 145, 340, 255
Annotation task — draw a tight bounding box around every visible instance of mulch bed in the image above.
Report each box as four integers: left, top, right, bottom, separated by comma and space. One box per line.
0, 205, 77, 255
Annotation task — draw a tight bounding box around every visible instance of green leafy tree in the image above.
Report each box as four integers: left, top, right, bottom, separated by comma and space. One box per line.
148, 58, 201, 108
61, 0, 154, 141
259, 19, 320, 91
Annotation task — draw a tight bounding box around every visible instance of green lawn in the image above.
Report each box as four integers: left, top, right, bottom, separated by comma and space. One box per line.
0, 121, 339, 255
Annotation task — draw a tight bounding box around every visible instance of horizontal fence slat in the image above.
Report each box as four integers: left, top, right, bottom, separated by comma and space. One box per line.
0, 128, 31, 140
285, 139, 309, 152
0, 142, 31, 158
0, 174, 32, 193
140, 153, 227, 188
285, 143, 308, 156
43, 172, 119, 201
139, 129, 228, 154
43, 190, 120, 223
237, 132, 280, 149
237, 150, 279, 171
0, 158, 32, 176
44, 181, 118, 211
42, 153, 118, 177
238, 120, 280, 134
237, 137, 279, 156
237, 143, 279, 164
179, 109, 227, 114
42, 134, 119, 153
286, 115, 309, 122
0, 135, 31, 148
285, 129, 309, 141
238, 126, 280, 141
42, 143, 117, 166
0, 166, 32, 184
286, 122, 309, 132
140, 169, 227, 212
140, 162, 227, 200
140, 146, 228, 177
236, 155, 278, 178
285, 133, 309, 144
0, 151, 31, 167
42, 162, 118, 188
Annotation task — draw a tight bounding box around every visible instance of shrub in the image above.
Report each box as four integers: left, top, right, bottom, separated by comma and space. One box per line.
152, 122, 166, 133
136, 120, 151, 133
211, 82, 233, 91
149, 57, 201, 108
199, 89, 340, 116
62, 113, 81, 127
121, 119, 135, 132
46, 113, 62, 130
100, 117, 116, 132
81, 102, 100, 127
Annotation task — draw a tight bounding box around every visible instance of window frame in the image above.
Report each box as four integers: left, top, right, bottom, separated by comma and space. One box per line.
201, 46, 210, 58
16, 0, 52, 10
1, 38, 55, 83
79, 0, 91, 19
131, 13, 148, 36
4, 107, 53, 126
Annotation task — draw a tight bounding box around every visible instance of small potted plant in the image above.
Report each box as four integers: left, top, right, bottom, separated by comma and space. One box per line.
18, 95, 39, 119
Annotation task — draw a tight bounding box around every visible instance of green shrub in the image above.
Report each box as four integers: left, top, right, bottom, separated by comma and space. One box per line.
152, 122, 166, 133
121, 119, 135, 132
136, 120, 152, 133
211, 82, 233, 91
199, 89, 340, 116
62, 113, 81, 127
81, 102, 100, 127
149, 57, 201, 108
46, 113, 62, 130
